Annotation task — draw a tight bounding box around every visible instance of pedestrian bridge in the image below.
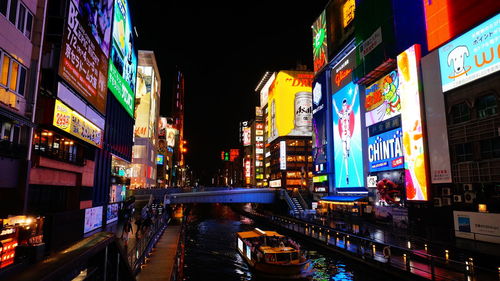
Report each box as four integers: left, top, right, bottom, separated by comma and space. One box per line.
163, 188, 279, 204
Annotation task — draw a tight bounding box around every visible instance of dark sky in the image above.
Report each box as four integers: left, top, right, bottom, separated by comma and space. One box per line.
131, 1, 329, 179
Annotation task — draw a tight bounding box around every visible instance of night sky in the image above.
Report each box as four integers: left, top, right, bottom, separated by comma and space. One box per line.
131, 1, 329, 180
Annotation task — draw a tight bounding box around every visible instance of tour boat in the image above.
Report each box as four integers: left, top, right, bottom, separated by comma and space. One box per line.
236, 228, 311, 279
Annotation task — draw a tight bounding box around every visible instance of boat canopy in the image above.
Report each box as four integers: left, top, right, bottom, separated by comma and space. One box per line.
237, 229, 284, 239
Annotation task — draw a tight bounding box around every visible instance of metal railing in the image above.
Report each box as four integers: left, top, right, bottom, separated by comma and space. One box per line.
170, 218, 186, 281
244, 210, 498, 281
33, 144, 84, 165
126, 214, 168, 274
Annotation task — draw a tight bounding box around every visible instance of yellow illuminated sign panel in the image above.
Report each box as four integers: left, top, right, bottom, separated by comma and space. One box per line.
343, 0, 355, 27
267, 71, 313, 143
53, 100, 103, 148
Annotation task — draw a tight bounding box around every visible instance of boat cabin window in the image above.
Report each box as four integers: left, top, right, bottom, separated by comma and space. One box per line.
291, 252, 299, 260
276, 253, 291, 262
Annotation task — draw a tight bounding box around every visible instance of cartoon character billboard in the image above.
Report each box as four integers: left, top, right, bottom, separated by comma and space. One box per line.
438, 14, 500, 92
332, 82, 363, 188
365, 70, 401, 127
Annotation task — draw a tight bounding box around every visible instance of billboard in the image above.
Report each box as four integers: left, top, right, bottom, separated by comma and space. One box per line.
423, 0, 500, 51
267, 71, 313, 143
53, 99, 103, 148
312, 10, 328, 72
325, 0, 355, 59
421, 51, 452, 183
330, 48, 356, 93
108, 0, 138, 117
332, 82, 363, 188
368, 128, 404, 172
156, 154, 164, 165
365, 70, 401, 127
84, 206, 103, 233
312, 72, 328, 171
397, 44, 429, 201
134, 66, 157, 138
454, 211, 500, 244
438, 14, 500, 92
106, 203, 119, 224
59, 0, 112, 115
242, 126, 251, 146
166, 127, 178, 147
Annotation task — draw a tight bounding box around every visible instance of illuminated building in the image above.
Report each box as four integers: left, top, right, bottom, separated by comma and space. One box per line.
257, 70, 314, 191
130, 51, 161, 189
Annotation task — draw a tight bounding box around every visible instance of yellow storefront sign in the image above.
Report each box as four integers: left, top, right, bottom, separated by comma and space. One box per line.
53, 99, 103, 148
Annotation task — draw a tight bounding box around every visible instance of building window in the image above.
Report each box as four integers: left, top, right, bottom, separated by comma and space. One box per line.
476, 94, 497, 119
480, 138, 500, 159
0, 0, 33, 39
33, 129, 83, 165
450, 102, 470, 124
454, 143, 473, 162
0, 51, 28, 96
0, 0, 8, 16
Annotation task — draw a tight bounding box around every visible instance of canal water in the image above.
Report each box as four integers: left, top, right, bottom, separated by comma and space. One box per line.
183, 204, 391, 281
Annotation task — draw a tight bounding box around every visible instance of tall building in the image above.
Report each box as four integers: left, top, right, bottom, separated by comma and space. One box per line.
130, 50, 161, 189
171, 70, 186, 186
260, 70, 314, 191
0, 0, 46, 215
23, 0, 138, 251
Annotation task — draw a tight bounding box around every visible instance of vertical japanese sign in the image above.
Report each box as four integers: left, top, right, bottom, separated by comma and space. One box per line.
280, 141, 286, 170
397, 44, 429, 201
59, 0, 113, 115
108, 0, 137, 117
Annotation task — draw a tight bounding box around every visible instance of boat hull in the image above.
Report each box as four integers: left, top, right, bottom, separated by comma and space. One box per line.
238, 248, 311, 279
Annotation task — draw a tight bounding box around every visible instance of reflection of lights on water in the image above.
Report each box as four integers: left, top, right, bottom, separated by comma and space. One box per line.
374, 230, 383, 242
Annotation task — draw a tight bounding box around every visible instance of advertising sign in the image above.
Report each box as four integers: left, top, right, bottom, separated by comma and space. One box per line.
359, 27, 382, 60
134, 66, 157, 138
108, 0, 138, 117
267, 71, 313, 143
53, 99, 103, 148
158, 117, 168, 138
421, 52, 452, 183
280, 141, 286, 170
325, 0, 355, 59
166, 127, 178, 147
269, 179, 281, 188
242, 126, 251, 146
454, 211, 500, 244
332, 82, 363, 188
330, 48, 356, 93
59, 0, 111, 115
439, 14, 500, 92
365, 70, 401, 127
397, 44, 429, 201
312, 72, 328, 170
84, 206, 103, 233
106, 204, 119, 224
368, 128, 404, 172
312, 10, 328, 72
156, 154, 164, 165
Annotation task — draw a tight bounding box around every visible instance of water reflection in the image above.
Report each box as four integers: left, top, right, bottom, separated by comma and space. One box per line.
183, 205, 386, 281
